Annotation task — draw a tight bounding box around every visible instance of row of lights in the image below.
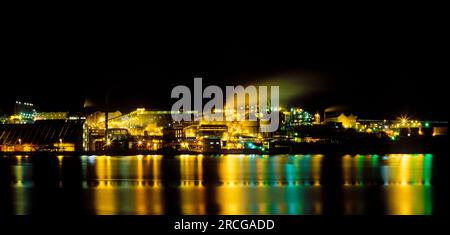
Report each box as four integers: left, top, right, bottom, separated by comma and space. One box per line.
15, 101, 34, 106
16, 138, 63, 145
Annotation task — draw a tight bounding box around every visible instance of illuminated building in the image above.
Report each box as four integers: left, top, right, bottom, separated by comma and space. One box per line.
314, 112, 321, 124
0, 120, 84, 152
84, 111, 123, 151
324, 112, 357, 128
198, 123, 228, 138
85, 110, 122, 129
0, 115, 8, 124
107, 108, 194, 136
84, 108, 198, 151
337, 113, 357, 128
13, 101, 36, 124
287, 107, 313, 127
184, 124, 198, 138
202, 136, 221, 152
277, 107, 315, 141
77, 105, 448, 152
163, 125, 186, 148
105, 128, 131, 150
34, 112, 68, 120
390, 116, 428, 137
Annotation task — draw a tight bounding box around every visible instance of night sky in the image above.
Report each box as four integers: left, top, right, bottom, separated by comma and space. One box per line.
1, 15, 446, 121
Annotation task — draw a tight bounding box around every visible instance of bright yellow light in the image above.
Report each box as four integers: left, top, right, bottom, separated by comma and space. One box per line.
181, 142, 189, 149
398, 114, 409, 125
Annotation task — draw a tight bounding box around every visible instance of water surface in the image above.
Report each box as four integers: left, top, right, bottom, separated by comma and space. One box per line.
0, 154, 438, 215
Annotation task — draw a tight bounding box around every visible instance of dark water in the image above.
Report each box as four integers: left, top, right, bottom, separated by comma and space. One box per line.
0, 153, 445, 215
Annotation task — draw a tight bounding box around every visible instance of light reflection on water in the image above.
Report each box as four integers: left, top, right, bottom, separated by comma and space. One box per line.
341, 154, 433, 215
78, 154, 323, 215
213, 155, 323, 215
10, 155, 32, 215
3, 154, 434, 215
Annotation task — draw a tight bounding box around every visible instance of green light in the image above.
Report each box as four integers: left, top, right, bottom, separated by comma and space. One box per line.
424, 122, 430, 128
391, 136, 396, 141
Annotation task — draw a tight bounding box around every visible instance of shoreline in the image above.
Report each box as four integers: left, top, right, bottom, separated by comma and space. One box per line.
1, 138, 447, 156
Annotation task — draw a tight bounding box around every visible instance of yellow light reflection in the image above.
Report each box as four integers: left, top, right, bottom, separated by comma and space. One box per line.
12, 155, 31, 214
90, 155, 166, 215
384, 154, 433, 215
134, 155, 147, 215
217, 155, 249, 214
342, 154, 433, 215
149, 155, 164, 214
311, 155, 323, 186
179, 155, 206, 214
216, 155, 323, 215
57, 155, 64, 166
342, 155, 352, 186
93, 156, 117, 215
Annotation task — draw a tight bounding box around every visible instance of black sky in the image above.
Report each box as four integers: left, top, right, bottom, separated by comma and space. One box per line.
1, 12, 446, 121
